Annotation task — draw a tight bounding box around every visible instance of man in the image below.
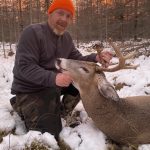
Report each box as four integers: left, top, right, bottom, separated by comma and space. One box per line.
10, 0, 112, 141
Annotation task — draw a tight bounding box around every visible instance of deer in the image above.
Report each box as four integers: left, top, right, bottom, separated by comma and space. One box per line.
56, 39, 150, 149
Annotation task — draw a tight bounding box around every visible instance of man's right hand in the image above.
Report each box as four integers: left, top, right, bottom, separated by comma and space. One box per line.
55, 73, 72, 87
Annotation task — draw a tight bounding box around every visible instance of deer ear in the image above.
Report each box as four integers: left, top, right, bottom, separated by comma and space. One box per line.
97, 76, 120, 101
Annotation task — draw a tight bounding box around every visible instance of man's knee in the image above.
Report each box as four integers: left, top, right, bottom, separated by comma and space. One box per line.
10, 96, 25, 120
10, 88, 62, 140
24, 109, 62, 140
35, 113, 62, 140
10, 96, 16, 106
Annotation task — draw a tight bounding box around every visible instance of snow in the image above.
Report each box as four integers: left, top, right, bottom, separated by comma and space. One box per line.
105, 55, 150, 97
0, 41, 150, 149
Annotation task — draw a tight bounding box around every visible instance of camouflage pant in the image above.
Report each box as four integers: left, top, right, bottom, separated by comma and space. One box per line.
10, 85, 80, 140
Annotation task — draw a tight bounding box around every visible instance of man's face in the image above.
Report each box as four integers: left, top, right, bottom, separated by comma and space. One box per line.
48, 9, 73, 36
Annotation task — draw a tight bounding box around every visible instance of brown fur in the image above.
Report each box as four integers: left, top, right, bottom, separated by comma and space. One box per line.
56, 58, 150, 147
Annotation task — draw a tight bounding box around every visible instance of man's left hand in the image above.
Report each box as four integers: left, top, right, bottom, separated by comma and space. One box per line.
96, 51, 113, 68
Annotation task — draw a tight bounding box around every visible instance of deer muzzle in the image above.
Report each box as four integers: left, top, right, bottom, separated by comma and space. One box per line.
55, 58, 68, 72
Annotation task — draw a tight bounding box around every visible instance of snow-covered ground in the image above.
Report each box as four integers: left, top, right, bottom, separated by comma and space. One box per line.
0, 41, 150, 150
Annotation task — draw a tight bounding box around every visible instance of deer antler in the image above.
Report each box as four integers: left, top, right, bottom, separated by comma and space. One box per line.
96, 38, 139, 72
92, 42, 104, 57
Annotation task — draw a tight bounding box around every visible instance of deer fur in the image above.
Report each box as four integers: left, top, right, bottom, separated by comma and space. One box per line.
56, 58, 150, 147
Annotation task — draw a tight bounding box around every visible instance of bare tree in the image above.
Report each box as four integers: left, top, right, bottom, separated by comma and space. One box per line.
29, 0, 33, 24
18, 0, 23, 32
0, 0, 6, 58
134, 0, 138, 40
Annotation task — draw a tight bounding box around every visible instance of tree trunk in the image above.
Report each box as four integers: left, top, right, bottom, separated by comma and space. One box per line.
18, 0, 23, 32
134, 0, 138, 40
29, 0, 33, 24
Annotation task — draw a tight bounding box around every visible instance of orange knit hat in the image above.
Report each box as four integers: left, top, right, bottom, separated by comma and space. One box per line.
48, 0, 75, 16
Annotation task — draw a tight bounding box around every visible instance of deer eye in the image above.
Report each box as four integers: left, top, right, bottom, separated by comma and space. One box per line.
80, 67, 89, 73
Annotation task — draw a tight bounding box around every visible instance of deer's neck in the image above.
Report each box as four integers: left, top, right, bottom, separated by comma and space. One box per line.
79, 84, 118, 116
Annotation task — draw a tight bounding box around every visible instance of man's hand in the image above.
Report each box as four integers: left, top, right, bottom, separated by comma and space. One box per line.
96, 51, 113, 68
56, 72, 72, 87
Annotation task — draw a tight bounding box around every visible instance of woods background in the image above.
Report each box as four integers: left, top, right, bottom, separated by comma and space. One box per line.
0, 0, 150, 45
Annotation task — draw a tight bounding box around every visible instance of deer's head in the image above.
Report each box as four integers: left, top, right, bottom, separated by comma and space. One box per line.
56, 39, 139, 102
56, 58, 120, 101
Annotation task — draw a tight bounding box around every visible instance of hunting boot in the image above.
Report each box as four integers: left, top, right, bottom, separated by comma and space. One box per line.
60, 94, 81, 128
60, 94, 80, 117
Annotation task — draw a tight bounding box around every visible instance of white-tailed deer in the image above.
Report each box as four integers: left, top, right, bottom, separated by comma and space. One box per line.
56, 39, 150, 148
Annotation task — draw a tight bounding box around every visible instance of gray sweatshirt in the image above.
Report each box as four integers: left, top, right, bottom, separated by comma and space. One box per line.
11, 22, 97, 94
